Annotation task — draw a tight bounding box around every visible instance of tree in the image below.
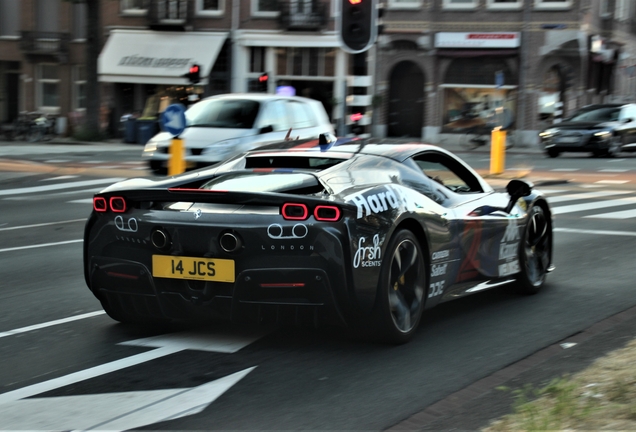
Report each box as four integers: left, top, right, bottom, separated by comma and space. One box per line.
66, 0, 102, 140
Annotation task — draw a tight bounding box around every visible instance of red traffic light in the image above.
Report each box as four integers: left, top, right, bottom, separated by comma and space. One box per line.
350, 112, 363, 122
189, 65, 200, 74
258, 73, 269, 83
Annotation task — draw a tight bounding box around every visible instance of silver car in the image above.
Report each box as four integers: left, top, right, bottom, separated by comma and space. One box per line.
142, 93, 334, 174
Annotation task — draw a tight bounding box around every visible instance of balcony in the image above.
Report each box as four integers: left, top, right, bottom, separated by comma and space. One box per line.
20, 32, 70, 63
148, 0, 193, 31
279, 0, 328, 32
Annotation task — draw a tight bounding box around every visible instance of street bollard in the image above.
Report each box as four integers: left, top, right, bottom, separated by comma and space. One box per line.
490, 128, 506, 175
168, 138, 185, 176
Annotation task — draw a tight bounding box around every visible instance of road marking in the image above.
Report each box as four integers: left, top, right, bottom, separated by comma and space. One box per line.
598, 169, 629, 172
547, 190, 630, 204
0, 218, 85, 232
584, 208, 636, 219
555, 227, 636, 237
595, 179, 629, 184
552, 196, 636, 215
0, 239, 82, 253
44, 159, 71, 163
0, 367, 256, 431
0, 329, 264, 404
68, 198, 93, 204
550, 168, 579, 171
0, 178, 123, 196
0, 311, 106, 339
41, 175, 79, 181
535, 189, 567, 195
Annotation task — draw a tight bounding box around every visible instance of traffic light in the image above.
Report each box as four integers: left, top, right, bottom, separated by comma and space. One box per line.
339, 0, 377, 54
258, 72, 269, 92
350, 112, 364, 135
184, 64, 200, 84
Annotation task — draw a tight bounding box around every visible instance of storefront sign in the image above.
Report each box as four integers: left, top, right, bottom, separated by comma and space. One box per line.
441, 87, 517, 133
118, 55, 193, 68
435, 32, 520, 49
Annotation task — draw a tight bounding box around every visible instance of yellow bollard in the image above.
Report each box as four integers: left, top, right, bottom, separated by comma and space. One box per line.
168, 138, 185, 176
490, 128, 506, 175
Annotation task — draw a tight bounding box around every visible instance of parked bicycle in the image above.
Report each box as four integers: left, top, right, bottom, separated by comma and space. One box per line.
460, 122, 517, 151
27, 113, 57, 142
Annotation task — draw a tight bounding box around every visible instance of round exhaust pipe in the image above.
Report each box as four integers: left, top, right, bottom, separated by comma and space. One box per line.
220, 232, 242, 253
151, 228, 170, 250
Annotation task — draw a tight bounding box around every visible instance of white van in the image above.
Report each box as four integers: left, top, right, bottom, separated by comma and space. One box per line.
142, 93, 334, 174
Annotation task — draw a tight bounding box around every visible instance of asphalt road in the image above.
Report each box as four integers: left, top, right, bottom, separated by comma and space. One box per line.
0, 141, 635, 430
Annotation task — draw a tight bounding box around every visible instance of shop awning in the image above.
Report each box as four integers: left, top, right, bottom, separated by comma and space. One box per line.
98, 29, 227, 85
436, 49, 518, 58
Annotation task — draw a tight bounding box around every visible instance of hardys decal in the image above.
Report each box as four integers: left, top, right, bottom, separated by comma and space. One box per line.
499, 218, 520, 276
353, 234, 382, 268
349, 187, 401, 219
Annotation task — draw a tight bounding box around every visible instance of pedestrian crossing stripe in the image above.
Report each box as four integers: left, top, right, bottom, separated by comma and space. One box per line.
552, 196, 636, 215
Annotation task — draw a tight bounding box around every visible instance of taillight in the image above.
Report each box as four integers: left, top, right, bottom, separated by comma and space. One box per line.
314, 205, 341, 222
93, 197, 107, 212
109, 196, 127, 213
282, 203, 308, 220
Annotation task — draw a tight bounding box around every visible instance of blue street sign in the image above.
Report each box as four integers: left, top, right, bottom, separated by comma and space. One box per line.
161, 103, 187, 137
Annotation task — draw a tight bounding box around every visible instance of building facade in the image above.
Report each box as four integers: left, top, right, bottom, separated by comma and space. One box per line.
375, 0, 636, 145
2, 0, 636, 145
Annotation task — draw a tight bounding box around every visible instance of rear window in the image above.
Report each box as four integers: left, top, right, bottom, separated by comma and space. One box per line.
201, 172, 322, 194
186, 99, 260, 129
245, 156, 345, 170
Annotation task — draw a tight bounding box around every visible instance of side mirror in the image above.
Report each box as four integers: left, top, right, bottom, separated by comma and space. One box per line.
623, 118, 633, 123
259, 125, 274, 134
505, 179, 533, 213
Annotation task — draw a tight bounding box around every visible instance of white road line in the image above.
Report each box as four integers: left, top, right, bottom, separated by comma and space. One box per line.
44, 160, 71, 163
547, 190, 631, 204
584, 208, 636, 219
0, 239, 82, 253
555, 227, 636, 237
0, 219, 85, 232
550, 168, 579, 172
0, 311, 106, 339
552, 196, 636, 215
0, 346, 183, 405
535, 189, 567, 195
68, 198, 93, 204
41, 175, 79, 181
595, 180, 629, 184
0, 178, 123, 196
598, 169, 629, 172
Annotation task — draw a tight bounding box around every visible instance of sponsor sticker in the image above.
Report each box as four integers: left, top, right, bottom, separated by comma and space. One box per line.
353, 234, 382, 268
499, 218, 520, 276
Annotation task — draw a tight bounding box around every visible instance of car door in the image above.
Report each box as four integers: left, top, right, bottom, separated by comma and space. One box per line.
619, 105, 636, 145
286, 100, 318, 139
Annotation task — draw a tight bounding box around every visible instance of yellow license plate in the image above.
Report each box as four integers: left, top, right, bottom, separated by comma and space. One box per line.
152, 255, 235, 283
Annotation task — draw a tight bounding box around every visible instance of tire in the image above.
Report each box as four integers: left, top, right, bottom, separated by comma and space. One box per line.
516, 206, 551, 295
546, 148, 560, 158
370, 229, 427, 344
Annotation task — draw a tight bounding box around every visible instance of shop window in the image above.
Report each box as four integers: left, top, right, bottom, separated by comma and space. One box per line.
210, 40, 231, 95
0, 0, 20, 37
534, 0, 572, 10
73, 66, 87, 111
250, 47, 266, 73
444, 57, 517, 86
442, 0, 477, 9
487, 0, 522, 9
121, 0, 148, 15
252, 0, 279, 17
72, 2, 87, 40
196, 0, 223, 16
38, 64, 60, 111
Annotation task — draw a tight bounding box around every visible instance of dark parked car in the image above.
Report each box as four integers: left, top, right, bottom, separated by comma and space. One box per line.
85, 136, 554, 344
539, 103, 636, 157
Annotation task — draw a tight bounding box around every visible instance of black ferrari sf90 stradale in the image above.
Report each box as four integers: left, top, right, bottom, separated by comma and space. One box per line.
84, 135, 554, 343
